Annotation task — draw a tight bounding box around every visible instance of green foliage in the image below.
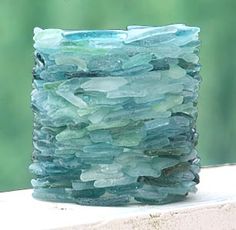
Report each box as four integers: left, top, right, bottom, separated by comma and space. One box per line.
0, 0, 236, 191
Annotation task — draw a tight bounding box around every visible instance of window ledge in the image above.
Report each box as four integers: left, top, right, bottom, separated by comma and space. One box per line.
1, 165, 236, 230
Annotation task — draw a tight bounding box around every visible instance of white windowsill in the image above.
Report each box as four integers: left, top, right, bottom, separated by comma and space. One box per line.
1, 165, 236, 230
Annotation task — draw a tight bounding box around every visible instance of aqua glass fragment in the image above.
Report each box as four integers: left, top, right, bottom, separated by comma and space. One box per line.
30, 24, 201, 206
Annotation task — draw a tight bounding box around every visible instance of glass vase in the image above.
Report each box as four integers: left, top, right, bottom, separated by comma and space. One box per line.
30, 24, 201, 206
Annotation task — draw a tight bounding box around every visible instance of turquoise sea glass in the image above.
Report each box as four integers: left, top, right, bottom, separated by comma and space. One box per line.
30, 24, 201, 206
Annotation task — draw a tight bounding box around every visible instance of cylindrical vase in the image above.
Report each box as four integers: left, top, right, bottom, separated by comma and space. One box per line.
30, 24, 201, 206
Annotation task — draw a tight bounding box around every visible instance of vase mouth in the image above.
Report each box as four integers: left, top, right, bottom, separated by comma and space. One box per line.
34, 24, 199, 32
62, 30, 128, 41
33, 24, 200, 45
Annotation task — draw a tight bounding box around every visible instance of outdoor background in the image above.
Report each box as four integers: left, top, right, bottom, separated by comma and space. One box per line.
0, 0, 236, 192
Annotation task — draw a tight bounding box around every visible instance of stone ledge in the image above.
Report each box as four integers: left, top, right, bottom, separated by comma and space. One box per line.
1, 165, 236, 230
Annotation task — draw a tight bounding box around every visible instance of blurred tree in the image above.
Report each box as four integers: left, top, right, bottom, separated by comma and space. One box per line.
0, 0, 235, 191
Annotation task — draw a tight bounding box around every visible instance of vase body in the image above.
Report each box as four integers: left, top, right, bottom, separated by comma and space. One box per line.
30, 25, 201, 206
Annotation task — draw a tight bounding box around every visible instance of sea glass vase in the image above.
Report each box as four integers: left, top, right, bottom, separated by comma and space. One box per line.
30, 24, 201, 206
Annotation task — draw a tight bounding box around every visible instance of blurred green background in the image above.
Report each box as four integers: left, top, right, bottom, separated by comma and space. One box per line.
0, 0, 236, 192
